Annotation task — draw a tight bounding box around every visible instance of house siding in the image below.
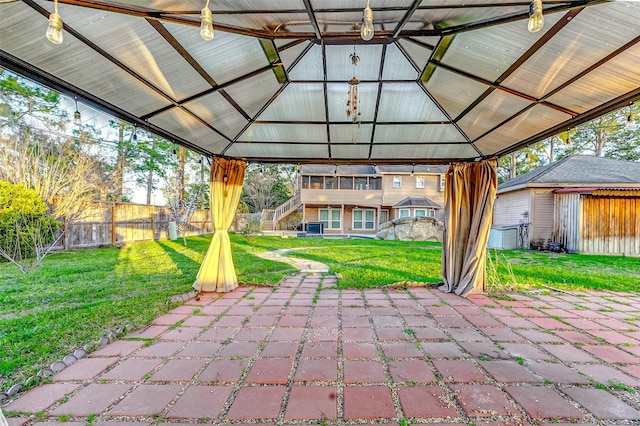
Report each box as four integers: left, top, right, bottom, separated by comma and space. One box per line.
382, 174, 444, 206
493, 190, 530, 226
300, 189, 382, 206
531, 189, 555, 248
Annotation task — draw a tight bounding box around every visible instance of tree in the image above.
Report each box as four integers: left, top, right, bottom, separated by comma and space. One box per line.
240, 164, 294, 213
0, 181, 61, 272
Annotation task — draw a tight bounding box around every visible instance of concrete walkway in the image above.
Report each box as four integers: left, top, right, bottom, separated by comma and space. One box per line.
257, 248, 329, 273
3, 273, 640, 425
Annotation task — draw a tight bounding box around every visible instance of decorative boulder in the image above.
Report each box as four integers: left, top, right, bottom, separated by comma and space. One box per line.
375, 217, 444, 242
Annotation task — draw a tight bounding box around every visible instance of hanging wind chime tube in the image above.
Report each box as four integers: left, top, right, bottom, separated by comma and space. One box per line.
346, 49, 361, 123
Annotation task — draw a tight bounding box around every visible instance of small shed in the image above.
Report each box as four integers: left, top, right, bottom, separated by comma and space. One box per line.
494, 156, 640, 254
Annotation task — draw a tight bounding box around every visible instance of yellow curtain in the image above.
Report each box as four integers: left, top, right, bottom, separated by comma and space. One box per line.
440, 158, 497, 297
193, 158, 246, 292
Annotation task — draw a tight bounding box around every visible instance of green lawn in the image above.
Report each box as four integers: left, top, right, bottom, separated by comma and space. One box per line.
1, 233, 639, 390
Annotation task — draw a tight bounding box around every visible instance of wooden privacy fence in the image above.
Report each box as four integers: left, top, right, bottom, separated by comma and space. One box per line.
54, 201, 214, 250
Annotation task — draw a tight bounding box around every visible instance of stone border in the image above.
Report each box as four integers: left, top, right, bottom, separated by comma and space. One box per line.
0, 323, 136, 403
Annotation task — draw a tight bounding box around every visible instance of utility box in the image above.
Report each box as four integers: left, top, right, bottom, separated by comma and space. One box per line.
487, 226, 518, 250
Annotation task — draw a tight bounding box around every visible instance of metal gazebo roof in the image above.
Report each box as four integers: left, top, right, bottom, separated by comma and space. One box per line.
1, 0, 639, 164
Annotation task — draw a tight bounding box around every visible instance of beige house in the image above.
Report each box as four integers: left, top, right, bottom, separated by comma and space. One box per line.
493, 155, 640, 254
272, 164, 447, 235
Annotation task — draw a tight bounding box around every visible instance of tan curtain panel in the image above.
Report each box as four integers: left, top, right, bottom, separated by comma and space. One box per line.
440, 158, 497, 297
193, 158, 246, 292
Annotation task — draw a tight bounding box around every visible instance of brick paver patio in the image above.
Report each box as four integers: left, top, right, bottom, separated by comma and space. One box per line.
3, 273, 640, 424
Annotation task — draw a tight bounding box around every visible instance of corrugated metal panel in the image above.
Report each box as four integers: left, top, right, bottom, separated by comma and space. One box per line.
580, 195, 640, 255
554, 192, 580, 252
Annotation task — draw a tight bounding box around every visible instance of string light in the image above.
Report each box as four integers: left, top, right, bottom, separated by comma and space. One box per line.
73, 97, 81, 126
132, 125, 137, 141
410, 164, 415, 177
46, 0, 63, 44
361, 0, 374, 41
200, 0, 214, 41
528, 0, 544, 33
333, 165, 338, 177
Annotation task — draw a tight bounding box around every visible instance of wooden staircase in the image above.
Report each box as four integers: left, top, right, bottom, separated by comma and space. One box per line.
272, 193, 302, 230
260, 209, 275, 231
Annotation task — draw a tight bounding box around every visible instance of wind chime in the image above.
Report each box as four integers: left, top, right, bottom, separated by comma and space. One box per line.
346, 48, 361, 124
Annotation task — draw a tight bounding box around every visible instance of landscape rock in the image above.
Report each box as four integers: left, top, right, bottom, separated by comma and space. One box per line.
37, 368, 53, 377
375, 216, 444, 242
51, 361, 66, 372
73, 349, 87, 359
7, 383, 22, 396
63, 354, 77, 366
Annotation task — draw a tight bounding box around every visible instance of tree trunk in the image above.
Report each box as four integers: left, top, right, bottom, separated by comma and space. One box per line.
199, 158, 205, 209
178, 146, 186, 204
146, 168, 153, 205
509, 152, 516, 179
115, 123, 127, 202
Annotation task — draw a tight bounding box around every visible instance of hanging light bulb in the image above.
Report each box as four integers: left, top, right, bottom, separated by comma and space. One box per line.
627, 112, 636, 130
46, 0, 63, 45
333, 165, 338, 178
528, 0, 544, 33
200, 0, 214, 41
361, 0, 374, 41
132, 125, 138, 141
72, 97, 81, 126
410, 164, 415, 177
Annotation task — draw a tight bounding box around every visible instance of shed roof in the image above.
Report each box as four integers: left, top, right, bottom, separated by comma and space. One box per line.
498, 155, 640, 192
394, 196, 441, 209
1, 1, 639, 164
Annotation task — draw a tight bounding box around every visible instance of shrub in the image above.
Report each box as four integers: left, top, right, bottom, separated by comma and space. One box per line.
240, 220, 262, 242
0, 180, 61, 270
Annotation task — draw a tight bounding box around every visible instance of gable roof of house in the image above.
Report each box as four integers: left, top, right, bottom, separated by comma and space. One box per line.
393, 197, 441, 209
499, 155, 640, 192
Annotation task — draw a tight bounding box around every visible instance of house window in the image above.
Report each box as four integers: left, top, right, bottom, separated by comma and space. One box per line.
416, 176, 425, 188
319, 209, 341, 230
301, 176, 310, 189
429, 209, 436, 218
369, 177, 382, 190
415, 209, 426, 217
325, 176, 337, 189
340, 176, 353, 190
380, 210, 388, 224
310, 176, 324, 189
354, 177, 368, 190
439, 175, 446, 192
393, 176, 402, 188
353, 209, 375, 230
399, 209, 410, 218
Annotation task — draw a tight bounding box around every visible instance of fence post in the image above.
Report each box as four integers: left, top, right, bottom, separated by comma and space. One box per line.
63, 216, 69, 250
150, 209, 155, 241
111, 203, 116, 246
